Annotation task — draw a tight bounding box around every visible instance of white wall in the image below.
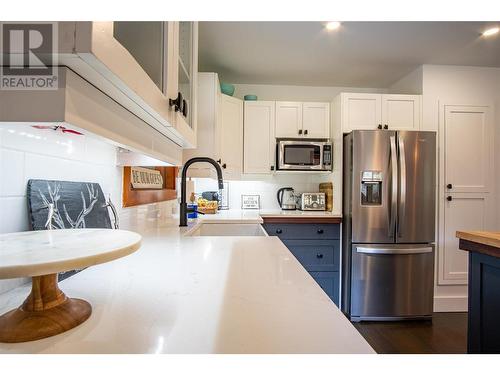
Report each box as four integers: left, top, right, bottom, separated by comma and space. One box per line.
0, 123, 177, 294
388, 66, 423, 94
231, 83, 387, 101
418, 65, 500, 311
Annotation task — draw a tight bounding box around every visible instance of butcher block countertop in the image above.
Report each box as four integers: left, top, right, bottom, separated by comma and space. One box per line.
456, 231, 500, 258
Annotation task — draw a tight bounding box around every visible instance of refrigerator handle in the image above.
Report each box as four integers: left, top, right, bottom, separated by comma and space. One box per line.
398, 137, 407, 238
389, 136, 398, 238
357, 247, 433, 255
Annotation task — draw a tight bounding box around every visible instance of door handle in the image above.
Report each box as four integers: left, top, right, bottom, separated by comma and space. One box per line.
398, 137, 406, 238
316, 253, 324, 259
389, 136, 398, 238
357, 247, 433, 255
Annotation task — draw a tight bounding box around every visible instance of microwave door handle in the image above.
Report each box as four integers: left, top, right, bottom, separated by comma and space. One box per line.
398, 137, 406, 238
389, 135, 398, 238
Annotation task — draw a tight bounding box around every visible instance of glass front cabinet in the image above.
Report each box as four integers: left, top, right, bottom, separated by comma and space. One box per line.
57, 21, 198, 148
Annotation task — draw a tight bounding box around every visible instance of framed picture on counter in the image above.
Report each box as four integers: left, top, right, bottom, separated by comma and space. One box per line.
241, 194, 260, 209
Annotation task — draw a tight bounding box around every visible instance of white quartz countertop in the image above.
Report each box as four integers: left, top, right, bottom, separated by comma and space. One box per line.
0, 212, 372, 354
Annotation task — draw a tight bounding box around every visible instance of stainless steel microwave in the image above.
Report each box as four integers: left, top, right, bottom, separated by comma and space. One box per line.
276, 139, 333, 171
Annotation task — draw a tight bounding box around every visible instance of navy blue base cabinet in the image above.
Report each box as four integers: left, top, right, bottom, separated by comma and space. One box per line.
263, 223, 340, 306
459, 238, 500, 353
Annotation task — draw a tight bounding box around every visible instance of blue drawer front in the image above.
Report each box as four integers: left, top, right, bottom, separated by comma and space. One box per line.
310, 271, 339, 305
283, 240, 339, 272
263, 223, 340, 240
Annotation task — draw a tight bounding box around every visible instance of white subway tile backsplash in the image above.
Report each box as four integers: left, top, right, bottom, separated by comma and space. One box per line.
0, 196, 30, 233
0, 124, 180, 296
0, 124, 86, 161
0, 149, 25, 197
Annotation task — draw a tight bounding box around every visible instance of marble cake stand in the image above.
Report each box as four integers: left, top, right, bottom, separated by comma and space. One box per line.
0, 229, 141, 343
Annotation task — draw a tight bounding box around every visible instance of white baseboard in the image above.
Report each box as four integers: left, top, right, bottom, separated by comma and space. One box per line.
433, 296, 468, 312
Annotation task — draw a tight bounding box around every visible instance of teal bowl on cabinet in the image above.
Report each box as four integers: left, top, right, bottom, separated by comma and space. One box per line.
244, 94, 258, 101
220, 83, 235, 96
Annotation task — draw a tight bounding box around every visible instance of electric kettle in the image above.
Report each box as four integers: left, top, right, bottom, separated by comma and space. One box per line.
277, 187, 296, 210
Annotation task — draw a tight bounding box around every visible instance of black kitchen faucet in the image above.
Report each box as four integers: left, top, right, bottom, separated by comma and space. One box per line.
179, 157, 224, 227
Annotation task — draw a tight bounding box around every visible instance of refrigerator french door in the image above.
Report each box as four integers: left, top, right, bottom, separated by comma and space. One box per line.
342, 130, 436, 321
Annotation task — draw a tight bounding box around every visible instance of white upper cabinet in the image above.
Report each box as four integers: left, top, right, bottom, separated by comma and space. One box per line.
341, 93, 382, 132
275, 102, 303, 137
381, 94, 421, 131
53, 22, 198, 149
218, 94, 244, 178
339, 93, 421, 133
275, 101, 330, 138
302, 102, 330, 138
183, 73, 243, 179
244, 101, 276, 174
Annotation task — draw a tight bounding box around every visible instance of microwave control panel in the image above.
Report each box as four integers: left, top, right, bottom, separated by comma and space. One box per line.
323, 144, 332, 169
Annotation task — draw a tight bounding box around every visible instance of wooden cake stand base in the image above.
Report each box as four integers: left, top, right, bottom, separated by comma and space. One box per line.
0, 273, 91, 343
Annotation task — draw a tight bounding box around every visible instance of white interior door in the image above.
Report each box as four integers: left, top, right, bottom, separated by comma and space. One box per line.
381, 94, 421, 131
444, 105, 493, 193
302, 102, 330, 138
341, 93, 381, 133
219, 94, 243, 178
439, 104, 495, 285
275, 101, 303, 137
243, 101, 275, 174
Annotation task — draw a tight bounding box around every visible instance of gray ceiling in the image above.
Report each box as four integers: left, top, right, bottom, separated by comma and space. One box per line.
198, 22, 500, 88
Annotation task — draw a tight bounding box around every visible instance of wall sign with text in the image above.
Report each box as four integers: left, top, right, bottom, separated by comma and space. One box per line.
241, 194, 260, 209
130, 166, 163, 189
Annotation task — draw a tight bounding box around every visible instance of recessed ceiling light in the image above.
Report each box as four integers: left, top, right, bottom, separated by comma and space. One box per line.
326, 21, 341, 31
482, 27, 499, 37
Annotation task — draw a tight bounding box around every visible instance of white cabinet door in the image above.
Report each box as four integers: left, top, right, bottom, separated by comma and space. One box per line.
275, 101, 303, 137
440, 193, 493, 284
218, 94, 243, 178
303, 102, 330, 138
243, 101, 276, 174
341, 93, 382, 133
444, 105, 493, 193
381, 94, 421, 131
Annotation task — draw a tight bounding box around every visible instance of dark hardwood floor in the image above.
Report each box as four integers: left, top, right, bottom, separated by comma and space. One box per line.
353, 313, 468, 354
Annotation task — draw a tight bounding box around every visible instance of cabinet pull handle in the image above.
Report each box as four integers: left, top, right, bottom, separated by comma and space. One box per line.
378, 124, 382, 129
222, 163, 227, 169
316, 253, 324, 259
169, 92, 183, 112
304, 129, 308, 135
270, 165, 275, 171
276, 229, 282, 234
298, 129, 303, 135
446, 196, 452, 201
182, 99, 188, 118
216, 159, 221, 164
317, 229, 324, 234
384, 124, 389, 130
447, 183, 452, 189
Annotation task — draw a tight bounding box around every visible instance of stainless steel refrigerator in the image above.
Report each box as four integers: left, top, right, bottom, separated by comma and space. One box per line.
342, 130, 436, 322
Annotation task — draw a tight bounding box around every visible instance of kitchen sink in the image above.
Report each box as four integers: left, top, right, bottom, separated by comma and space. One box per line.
184, 223, 267, 237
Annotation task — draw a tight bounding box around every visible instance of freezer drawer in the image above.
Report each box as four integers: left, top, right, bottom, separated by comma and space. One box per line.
350, 244, 434, 321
